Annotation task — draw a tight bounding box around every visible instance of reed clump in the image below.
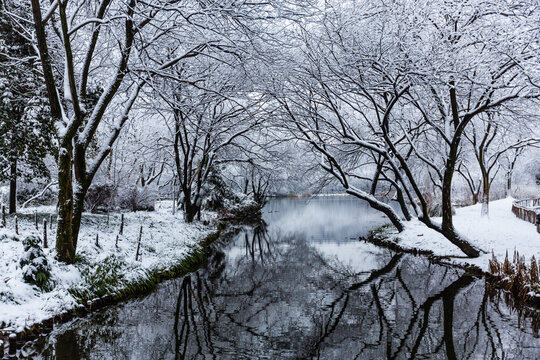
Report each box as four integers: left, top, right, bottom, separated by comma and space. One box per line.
488, 249, 540, 303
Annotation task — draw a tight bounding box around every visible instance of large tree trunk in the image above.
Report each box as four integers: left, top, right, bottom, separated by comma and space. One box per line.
9, 155, 16, 214
182, 188, 199, 223
71, 185, 88, 250
184, 200, 198, 223
31, 0, 74, 262
56, 145, 76, 264
440, 138, 480, 258
438, 85, 480, 258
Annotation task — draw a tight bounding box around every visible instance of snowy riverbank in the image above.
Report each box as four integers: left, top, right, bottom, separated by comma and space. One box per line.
378, 197, 540, 270
0, 202, 213, 331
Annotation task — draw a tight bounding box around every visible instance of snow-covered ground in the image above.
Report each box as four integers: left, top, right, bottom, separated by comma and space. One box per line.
0, 202, 212, 331
389, 197, 540, 270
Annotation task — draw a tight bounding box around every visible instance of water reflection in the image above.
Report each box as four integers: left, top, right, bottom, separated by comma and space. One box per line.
28, 197, 540, 359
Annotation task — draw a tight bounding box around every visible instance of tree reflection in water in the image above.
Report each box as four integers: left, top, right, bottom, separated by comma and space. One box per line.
30, 222, 540, 359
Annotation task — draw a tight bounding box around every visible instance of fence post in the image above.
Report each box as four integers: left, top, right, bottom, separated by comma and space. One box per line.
119, 214, 124, 235
43, 219, 48, 248
135, 226, 143, 261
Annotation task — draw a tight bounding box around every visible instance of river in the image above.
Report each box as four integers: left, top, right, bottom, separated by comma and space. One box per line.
27, 196, 540, 359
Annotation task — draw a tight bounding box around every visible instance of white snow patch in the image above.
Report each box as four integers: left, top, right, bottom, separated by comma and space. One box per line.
393, 197, 540, 270
0, 206, 211, 329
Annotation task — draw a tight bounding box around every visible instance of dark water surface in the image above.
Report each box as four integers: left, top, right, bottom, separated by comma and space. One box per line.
27, 196, 540, 359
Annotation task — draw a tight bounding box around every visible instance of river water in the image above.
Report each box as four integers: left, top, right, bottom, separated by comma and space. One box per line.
27, 196, 540, 359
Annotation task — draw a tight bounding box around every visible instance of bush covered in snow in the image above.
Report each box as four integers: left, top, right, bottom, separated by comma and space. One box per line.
201, 168, 263, 221
84, 182, 115, 213
219, 192, 262, 221
117, 185, 157, 211
0, 185, 7, 208
19, 236, 51, 291
70, 254, 129, 299
202, 169, 233, 211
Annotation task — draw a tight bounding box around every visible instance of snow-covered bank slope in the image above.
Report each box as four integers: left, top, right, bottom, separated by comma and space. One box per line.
389, 197, 540, 270
0, 203, 211, 330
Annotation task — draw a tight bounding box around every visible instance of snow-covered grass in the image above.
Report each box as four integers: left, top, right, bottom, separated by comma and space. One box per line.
381, 197, 540, 271
0, 201, 212, 331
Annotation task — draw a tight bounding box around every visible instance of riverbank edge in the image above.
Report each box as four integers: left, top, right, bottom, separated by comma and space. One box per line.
0, 221, 233, 355
361, 226, 483, 273
362, 225, 540, 308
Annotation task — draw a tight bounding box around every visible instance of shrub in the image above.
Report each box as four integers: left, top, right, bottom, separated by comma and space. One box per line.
117, 185, 157, 211
72, 255, 127, 299
84, 182, 115, 213
19, 236, 51, 291
219, 193, 263, 221
202, 169, 233, 211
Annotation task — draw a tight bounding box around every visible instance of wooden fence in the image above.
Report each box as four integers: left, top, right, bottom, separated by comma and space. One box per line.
512, 199, 540, 230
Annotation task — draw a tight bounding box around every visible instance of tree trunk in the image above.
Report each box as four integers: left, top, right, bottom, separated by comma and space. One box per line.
183, 191, 198, 223
71, 186, 88, 250
421, 218, 480, 258
370, 159, 384, 195
346, 189, 405, 232
472, 192, 478, 205
440, 139, 480, 257
184, 202, 198, 223
56, 145, 76, 264
395, 185, 412, 221
9, 155, 17, 214
481, 172, 490, 217
441, 151, 457, 240
506, 170, 513, 197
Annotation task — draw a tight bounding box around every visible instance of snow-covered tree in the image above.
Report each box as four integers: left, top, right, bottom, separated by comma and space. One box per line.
273, 0, 540, 257
465, 113, 539, 216
0, 0, 55, 213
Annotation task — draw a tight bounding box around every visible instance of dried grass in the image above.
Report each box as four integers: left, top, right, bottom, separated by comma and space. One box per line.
488, 249, 540, 303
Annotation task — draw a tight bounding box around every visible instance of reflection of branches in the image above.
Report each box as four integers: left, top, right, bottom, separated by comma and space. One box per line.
409, 275, 475, 359
174, 274, 218, 360
244, 221, 273, 265
298, 254, 404, 359
39, 235, 540, 359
